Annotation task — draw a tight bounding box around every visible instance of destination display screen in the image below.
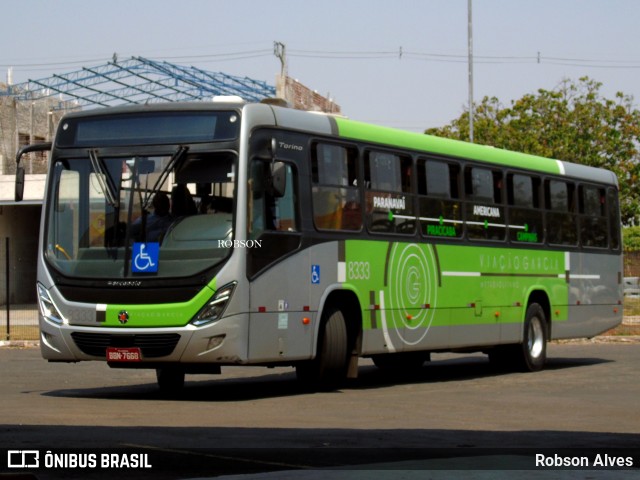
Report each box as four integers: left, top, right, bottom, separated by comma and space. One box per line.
57, 110, 239, 147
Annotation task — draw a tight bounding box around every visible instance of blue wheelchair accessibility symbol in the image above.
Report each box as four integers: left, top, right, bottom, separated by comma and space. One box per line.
311, 265, 320, 284
132, 242, 159, 273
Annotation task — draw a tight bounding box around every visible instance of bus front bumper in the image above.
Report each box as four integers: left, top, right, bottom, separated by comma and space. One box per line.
39, 313, 249, 366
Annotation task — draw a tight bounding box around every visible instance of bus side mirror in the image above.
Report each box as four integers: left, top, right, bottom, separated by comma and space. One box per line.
15, 166, 25, 202
14, 142, 52, 202
269, 161, 287, 198
267, 137, 286, 197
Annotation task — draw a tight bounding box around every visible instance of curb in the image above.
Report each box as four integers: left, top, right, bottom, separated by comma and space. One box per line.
0, 340, 40, 348
552, 336, 640, 344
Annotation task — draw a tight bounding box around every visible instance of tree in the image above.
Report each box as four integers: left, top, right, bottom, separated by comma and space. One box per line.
623, 226, 640, 251
426, 77, 640, 225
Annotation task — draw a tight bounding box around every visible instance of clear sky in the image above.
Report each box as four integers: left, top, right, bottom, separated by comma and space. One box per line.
2, 0, 639, 132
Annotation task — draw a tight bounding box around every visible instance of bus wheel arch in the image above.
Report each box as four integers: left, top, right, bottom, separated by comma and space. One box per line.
527, 289, 551, 340
315, 288, 362, 359
489, 289, 550, 372
296, 289, 362, 388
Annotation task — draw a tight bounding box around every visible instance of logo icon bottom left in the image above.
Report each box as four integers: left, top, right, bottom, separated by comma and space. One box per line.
8, 450, 40, 468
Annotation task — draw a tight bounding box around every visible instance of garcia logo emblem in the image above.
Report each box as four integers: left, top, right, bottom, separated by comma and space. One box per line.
117, 311, 129, 324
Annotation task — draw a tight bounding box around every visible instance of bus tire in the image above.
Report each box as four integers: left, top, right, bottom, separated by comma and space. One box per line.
519, 302, 547, 372
489, 302, 547, 372
156, 366, 185, 394
296, 308, 348, 389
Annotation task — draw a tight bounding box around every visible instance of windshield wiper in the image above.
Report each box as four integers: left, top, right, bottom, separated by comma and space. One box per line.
89, 149, 119, 208
141, 145, 189, 211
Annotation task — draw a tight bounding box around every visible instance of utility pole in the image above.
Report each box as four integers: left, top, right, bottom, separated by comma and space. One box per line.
274, 41, 288, 77
468, 0, 474, 143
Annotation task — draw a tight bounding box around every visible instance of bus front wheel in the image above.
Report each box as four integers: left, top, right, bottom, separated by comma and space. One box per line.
296, 308, 349, 389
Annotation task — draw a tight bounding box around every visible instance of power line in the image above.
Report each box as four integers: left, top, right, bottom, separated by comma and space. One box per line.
287, 48, 640, 68
0, 49, 274, 69
0, 58, 107, 69
3, 46, 640, 73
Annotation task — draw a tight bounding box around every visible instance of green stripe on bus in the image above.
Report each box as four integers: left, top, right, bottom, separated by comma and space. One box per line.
103, 279, 216, 328
334, 117, 562, 175
343, 239, 567, 333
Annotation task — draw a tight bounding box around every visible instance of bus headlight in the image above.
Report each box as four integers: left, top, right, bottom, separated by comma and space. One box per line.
191, 282, 236, 327
37, 283, 65, 325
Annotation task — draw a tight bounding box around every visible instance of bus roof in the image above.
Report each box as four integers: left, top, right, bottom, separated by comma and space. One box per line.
55, 101, 618, 187
259, 103, 617, 186
58, 101, 245, 120
332, 116, 618, 187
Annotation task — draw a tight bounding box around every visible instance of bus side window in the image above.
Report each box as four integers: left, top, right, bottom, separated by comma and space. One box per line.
50, 168, 80, 259
546, 179, 577, 246
579, 185, 607, 248
248, 160, 298, 239
418, 158, 462, 239
273, 165, 297, 232
608, 188, 621, 251
311, 143, 361, 231
507, 173, 543, 244
364, 150, 414, 234
465, 166, 505, 241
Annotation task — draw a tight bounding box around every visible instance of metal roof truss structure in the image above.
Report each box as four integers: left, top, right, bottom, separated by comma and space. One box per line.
2, 56, 276, 109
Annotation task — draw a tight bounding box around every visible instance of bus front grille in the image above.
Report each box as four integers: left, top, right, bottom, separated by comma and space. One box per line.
71, 332, 181, 358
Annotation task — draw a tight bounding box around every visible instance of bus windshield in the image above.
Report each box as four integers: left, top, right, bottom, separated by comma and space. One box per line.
45, 149, 236, 279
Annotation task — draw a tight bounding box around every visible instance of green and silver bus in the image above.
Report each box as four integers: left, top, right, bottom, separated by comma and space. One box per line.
17, 99, 623, 391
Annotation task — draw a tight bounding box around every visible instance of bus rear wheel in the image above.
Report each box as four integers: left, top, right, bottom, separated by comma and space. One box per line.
296, 308, 349, 389
519, 302, 547, 372
489, 302, 547, 372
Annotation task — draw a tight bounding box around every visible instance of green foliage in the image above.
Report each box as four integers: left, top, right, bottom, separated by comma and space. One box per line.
426, 77, 640, 225
623, 226, 640, 251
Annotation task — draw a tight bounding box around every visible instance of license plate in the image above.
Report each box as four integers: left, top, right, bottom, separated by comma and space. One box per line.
106, 347, 142, 362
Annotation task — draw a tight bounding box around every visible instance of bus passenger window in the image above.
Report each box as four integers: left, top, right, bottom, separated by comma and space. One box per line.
466, 167, 493, 202
311, 143, 361, 231
608, 188, 621, 250
465, 166, 505, 241
365, 151, 414, 234
579, 185, 607, 248
418, 159, 462, 239
508, 174, 543, 244
546, 180, 577, 246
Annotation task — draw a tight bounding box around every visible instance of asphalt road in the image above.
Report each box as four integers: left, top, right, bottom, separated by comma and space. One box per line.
0, 342, 638, 479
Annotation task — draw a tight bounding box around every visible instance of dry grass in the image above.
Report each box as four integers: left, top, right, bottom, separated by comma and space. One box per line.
1, 326, 39, 342
624, 297, 640, 317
